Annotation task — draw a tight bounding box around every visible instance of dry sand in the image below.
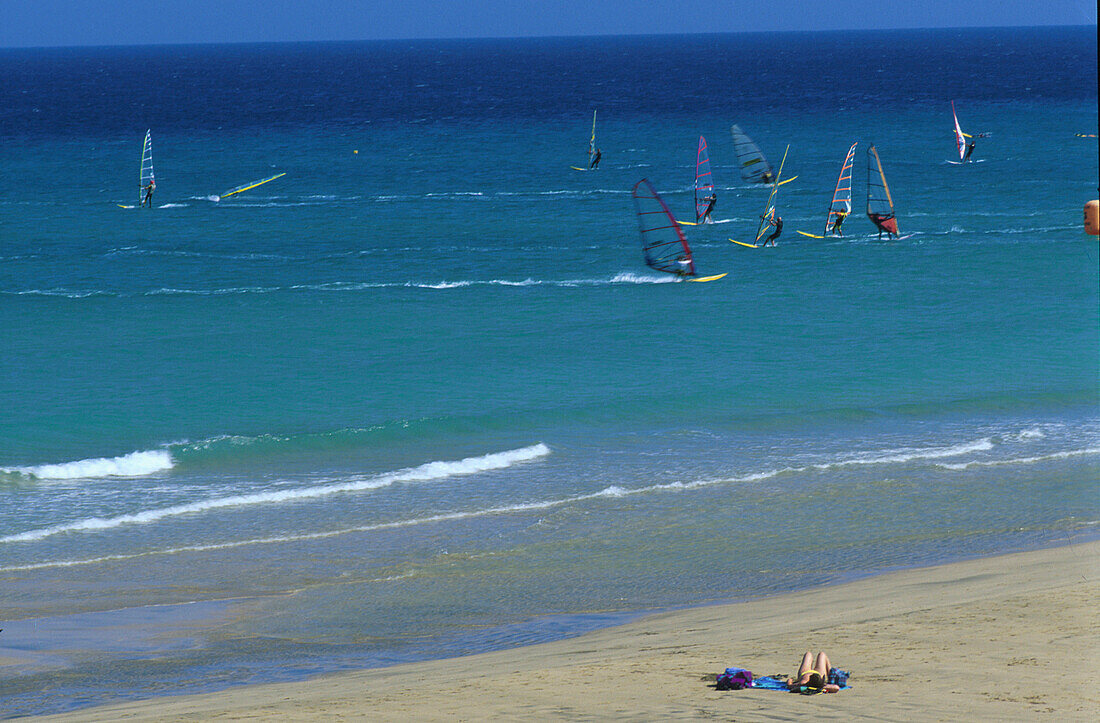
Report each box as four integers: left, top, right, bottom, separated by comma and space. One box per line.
38, 541, 1099, 721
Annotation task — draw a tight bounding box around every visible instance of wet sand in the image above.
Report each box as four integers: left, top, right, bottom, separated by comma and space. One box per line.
37, 541, 1100, 721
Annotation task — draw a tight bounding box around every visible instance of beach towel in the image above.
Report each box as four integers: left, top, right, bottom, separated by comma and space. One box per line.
715, 667, 754, 690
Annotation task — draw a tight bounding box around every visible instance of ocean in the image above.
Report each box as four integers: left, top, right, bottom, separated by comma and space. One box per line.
1, 26, 1097, 717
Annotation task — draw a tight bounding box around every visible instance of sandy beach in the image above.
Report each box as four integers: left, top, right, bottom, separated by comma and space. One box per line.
34, 541, 1098, 721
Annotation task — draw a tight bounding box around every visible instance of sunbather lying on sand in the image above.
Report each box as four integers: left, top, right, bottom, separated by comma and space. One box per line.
785, 651, 841, 693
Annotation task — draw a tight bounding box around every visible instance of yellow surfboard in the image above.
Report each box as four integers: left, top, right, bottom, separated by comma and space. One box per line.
688, 273, 728, 283
729, 238, 763, 249
796, 230, 825, 239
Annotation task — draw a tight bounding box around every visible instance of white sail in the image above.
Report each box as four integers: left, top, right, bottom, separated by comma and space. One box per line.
139, 130, 154, 203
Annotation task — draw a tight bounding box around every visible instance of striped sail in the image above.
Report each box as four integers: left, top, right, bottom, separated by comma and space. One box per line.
824, 142, 858, 235
139, 130, 154, 203
866, 145, 899, 236
632, 178, 695, 277
952, 102, 966, 161
694, 136, 715, 222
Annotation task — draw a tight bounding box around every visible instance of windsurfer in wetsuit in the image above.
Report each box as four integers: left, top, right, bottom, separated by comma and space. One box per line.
590, 148, 602, 169
831, 209, 848, 236
963, 140, 976, 162
702, 194, 717, 223
141, 178, 155, 208
760, 171, 774, 184
763, 215, 783, 246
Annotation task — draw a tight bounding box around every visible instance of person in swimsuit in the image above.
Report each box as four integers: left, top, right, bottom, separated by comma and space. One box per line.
785, 651, 841, 694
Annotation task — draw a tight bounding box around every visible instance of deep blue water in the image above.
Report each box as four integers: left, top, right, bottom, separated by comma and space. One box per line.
0, 27, 1097, 717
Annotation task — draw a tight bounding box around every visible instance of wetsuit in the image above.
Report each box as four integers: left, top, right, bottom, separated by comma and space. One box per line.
963, 142, 975, 162
590, 150, 601, 169
764, 217, 783, 245
702, 195, 717, 223
141, 182, 154, 208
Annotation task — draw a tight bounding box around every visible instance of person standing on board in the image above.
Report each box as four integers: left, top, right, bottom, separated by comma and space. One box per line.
963, 140, 976, 162
590, 148, 602, 169
702, 193, 717, 223
831, 208, 848, 236
762, 214, 783, 246
141, 178, 155, 208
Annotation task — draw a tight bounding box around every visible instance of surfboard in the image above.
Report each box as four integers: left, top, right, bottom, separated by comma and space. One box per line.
117, 204, 135, 209
688, 273, 728, 283
729, 238, 763, 248
570, 166, 588, 172
796, 230, 825, 239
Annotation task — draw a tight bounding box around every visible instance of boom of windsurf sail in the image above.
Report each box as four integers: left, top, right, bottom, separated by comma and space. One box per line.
632, 178, 695, 277
866, 145, 899, 236
753, 144, 790, 245
694, 135, 715, 222
140, 130, 154, 203
824, 142, 858, 236
951, 101, 966, 161
214, 172, 287, 202
730, 124, 773, 183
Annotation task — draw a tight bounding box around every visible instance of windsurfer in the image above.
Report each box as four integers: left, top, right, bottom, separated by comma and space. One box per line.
831, 209, 848, 236
676, 255, 693, 277
590, 148, 602, 169
702, 194, 717, 223
760, 171, 774, 184
141, 179, 155, 208
762, 215, 783, 246
963, 140, 976, 162
868, 212, 897, 240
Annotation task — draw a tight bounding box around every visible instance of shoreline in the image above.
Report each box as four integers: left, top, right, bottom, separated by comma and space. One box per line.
34, 540, 1099, 721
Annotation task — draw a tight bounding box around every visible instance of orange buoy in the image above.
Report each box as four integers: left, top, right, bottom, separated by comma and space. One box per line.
1086, 200, 1099, 236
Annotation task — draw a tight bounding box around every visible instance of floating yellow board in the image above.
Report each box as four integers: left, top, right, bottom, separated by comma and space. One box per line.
730, 238, 763, 248
688, 273, 728, 283
796, 230, 825, 238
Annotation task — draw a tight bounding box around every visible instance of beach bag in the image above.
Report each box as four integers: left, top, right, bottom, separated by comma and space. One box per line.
716, 667, 754, 690
827, 668, 850, 687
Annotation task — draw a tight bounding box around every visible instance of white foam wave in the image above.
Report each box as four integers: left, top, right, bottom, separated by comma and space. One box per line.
1, 465, 786, 571
0, 444, 550, 544
609, 272, 677, 284
157, 203, 188, 208
813, 438, 994, 469
2, 449, 174, 480
937, 447, 1100, 470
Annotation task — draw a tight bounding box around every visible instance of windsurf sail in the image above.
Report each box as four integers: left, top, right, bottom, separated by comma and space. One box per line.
951, 101, 966, 161
823, 142, 858, 236
588, 110, 597, 164
632, 178, 695, 277
215, 172, 287, 201
694, 136, 715, 222
753, 144, 790, 245
730, 125, 773, 183
139, 130, 154, 203
866, 145, 899, 237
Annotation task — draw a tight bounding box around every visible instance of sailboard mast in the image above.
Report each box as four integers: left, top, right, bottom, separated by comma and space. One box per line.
216, 172, 287, 201
631, 178, 695, 277
951, 101, 966, 161
730, 125, 773, 183
866, 145, 898, 237
694, 136, 715, 222
751, 145, 790, 244
824, 142, 858, 236
139, 130, 154, 203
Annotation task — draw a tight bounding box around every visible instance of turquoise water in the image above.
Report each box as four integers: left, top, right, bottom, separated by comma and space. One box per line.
0, 28, 1097, 716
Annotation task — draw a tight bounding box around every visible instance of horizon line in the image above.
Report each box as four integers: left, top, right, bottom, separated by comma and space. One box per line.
0, 23, 1095, 52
